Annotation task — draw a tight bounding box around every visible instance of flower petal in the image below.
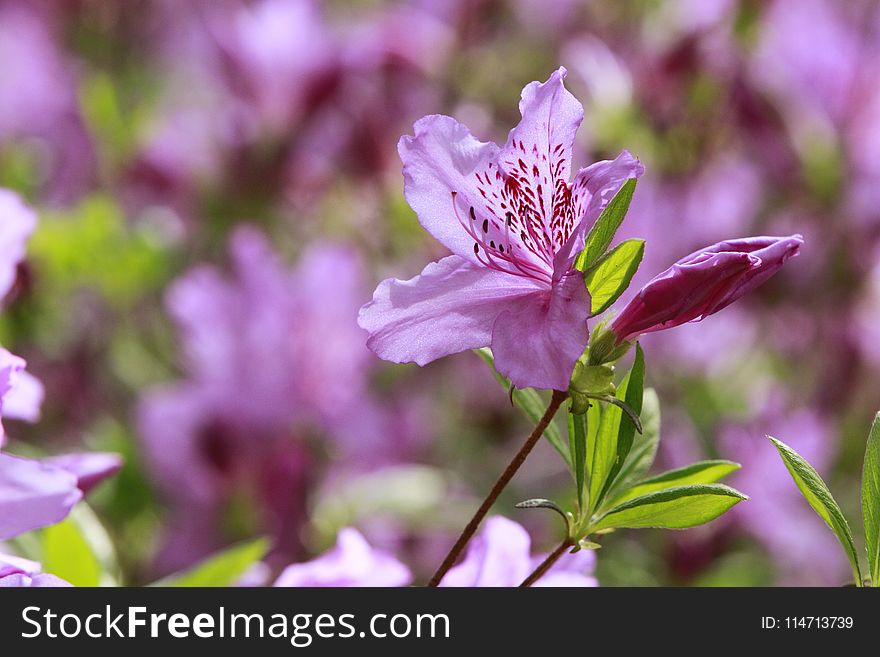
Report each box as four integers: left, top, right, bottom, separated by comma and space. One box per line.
490, 272, 590, 390
0, 189, 37, 299
498, 68, 584, 252
0, 369, 44, 425
398, 114, 501, 264
439, 516, 533, 587
359, 255, 544, 367
0, 453, 82, 541
46, 452, 123, 495
274, 528, 411, 587
0, 348, 27, 446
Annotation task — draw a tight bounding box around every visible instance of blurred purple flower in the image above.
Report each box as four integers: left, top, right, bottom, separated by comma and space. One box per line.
0, 189, 118, 543
0, 349, 26, 445
163, 226, 379, 440
45, 452, 123, 495
211, 0, 336, 135
753, 0, 861, 125
0, 554, 71, 587
0, 4, 95, 202
610, 235, 803, 344
720, 402, 849, 585
274, 528, 411, 587
0, 191, 43, 436
1, 359, 117, 541
0, 452, 81, 541
360, 68, 643, 390
439, 516, 597, 587
0, 189, 36, 299
139, 226, 408, 572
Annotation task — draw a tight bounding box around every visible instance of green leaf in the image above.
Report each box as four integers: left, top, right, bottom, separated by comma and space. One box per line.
584, 239, 645, 316
569, 411, 589, 511
41, 507, 110, 587
591, 484, 747, 531
612, 460, 741, 505
587, 345, 645, 511
476, 349, 570, 468
862, 413, 880, 586
769, 436, 863, 585
154, 538, 269, 587
575, 178, 638, 271
603, 344, 645, 497
608, 387, 660, 498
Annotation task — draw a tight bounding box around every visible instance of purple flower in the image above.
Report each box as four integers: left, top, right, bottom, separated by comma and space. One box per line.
0, 452, 81, 541
0, 7, 95, 203
45, 452, 123, 495
720, 401, 849, 585
0, 189, 36, 299
610, 235, 803, 344
0, 554, 71, 588
439, 516, 597, 587
359, 68, 643, 390
274, 528, 412, 587
0, 191, 43, 434
138, 227, 410, 572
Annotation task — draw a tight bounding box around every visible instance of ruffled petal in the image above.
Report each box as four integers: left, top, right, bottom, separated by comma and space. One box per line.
0, 453, 82, 541
359, 255, 545, 367
498, 68, 584, 250
490, 272, 590, 390
398, 115, 501, 264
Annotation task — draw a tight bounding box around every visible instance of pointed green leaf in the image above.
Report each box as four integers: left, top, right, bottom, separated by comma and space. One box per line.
153, 538, 269, 587
769, 436, 863, 585
862, 413, 880, 585
476, 349, 570, 468
604, 344, 645, 497
584, 239, 645, 316
575, 178, 638, 271
569, 411, 589, 511
612, 460, 741, 505
607, 387, 660, 499
585, 347, 644, 511
591, 484, 747, 531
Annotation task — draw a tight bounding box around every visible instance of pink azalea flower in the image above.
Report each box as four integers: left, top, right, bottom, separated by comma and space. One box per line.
274, 528, 412, 587
359, 68, 643, 390
439, 516, 597, 587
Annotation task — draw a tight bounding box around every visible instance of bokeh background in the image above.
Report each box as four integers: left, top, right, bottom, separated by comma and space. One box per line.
2, 0, 879, 586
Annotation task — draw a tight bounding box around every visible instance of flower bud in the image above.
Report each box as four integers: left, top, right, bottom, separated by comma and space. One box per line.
609, 235, 803, 344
